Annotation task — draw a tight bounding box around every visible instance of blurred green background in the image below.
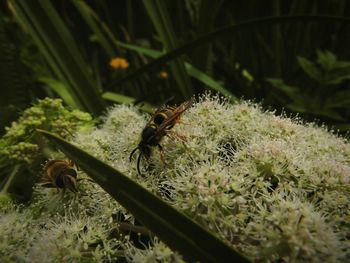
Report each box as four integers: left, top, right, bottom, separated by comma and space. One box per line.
1, 0, 350, 134
1, 2, 349, 259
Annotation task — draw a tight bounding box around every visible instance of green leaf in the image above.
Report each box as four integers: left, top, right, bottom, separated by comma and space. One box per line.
37, 129, 250, 263
72, 0, 116, 57
143, 0, 193, 99
0, 164, 20, 194
326, 74, 350, 85
11, 0, 105, 115
109, 15, 350, 87
116, 41, 163, 58
266, 78, 301, 101
191, 0, 223, 72
331, 61, 350, 70
101, 92, 155, 114
316, 49, 337, 71
313, 50, 350, 85
0, 16, 33, 134
39, 77, 79, 108
185, 64, 237, 102
324, 90, 350, 109
297, 56, 322, 82
114, 42, 237, 101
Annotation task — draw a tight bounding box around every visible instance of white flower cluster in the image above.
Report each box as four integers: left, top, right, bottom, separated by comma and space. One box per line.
1, 95, 349, 262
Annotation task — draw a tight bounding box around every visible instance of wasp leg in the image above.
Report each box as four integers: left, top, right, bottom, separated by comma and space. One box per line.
166, 130, 187, 142
175, 119, 188, 125
136, 153, 143, 175
158, 144, 167, 165
63, 174, 78, 193
129, 147, 139, 162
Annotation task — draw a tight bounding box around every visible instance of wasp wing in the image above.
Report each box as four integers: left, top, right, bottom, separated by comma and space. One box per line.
144, 104, 166, 127
154, 99, 192, 136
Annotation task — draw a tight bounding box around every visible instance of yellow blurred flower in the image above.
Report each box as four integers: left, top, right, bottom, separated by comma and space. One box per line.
109, 57, 129, 69
159, 71, 169, 79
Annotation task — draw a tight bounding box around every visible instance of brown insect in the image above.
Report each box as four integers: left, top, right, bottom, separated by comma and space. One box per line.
129, 99, 192, 174
41, 159, 78, 193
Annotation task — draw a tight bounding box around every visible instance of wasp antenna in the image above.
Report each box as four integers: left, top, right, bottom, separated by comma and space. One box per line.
137, 152, 143, 175
185, 98, 194, 108
129, 147, 139, 162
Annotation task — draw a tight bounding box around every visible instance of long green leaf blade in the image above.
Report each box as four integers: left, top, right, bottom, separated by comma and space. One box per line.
191, 0, 223, 72
184, 64, 237, 102
37, 129, 250, 263
39, 77, 79, 108
102, 92, 155, 114
72, 0, 116, 57
71, 1, 236, 101
10, 0, 105, 115
114, 42, 237, 101
143, 0, 193, 99
108, 15, 350, 88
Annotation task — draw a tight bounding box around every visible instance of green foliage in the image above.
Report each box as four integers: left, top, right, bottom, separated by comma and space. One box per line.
113, 40, 237, 101
143, 0, 193, 99
0, 13, 43, 135
267, 50, 350, 131
298, 50, 350, 85
39, 78, 79, 108
10, 0, 105, 115
107, 15, 350, 98
102, 91, 155, 113
5, 1, 350, 131
0, 98, 93, 201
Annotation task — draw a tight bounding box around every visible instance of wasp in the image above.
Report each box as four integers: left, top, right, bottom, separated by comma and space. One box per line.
129, 100, 192, 174
41, 159, 79, 193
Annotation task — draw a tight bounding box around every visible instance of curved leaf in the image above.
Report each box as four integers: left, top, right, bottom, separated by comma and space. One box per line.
143, 0, 193, 99
37, 129, 250, 263
11, 0, 105, 115
297, 56, 322, 82
39, 77, 79, 108
108, 15, 350, 88
114, 42, 237, 101
102, 91, 155, 114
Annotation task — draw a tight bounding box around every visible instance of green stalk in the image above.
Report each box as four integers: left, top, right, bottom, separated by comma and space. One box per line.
0, 165, 20, 194
101, 91, 155, 114
191, 0, 223, 72
113, 41, 237, 102
72, 0, 116, 58
72, 1, 235, 101
109, 15, 350, 87
10, 0, 105, 116
143, 0, 193, 99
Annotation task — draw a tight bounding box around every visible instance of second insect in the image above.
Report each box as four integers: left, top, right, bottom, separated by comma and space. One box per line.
129, 100, 192, 175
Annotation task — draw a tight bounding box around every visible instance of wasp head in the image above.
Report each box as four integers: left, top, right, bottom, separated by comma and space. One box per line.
42, 160, 78, 193
57, 168, 78, 193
